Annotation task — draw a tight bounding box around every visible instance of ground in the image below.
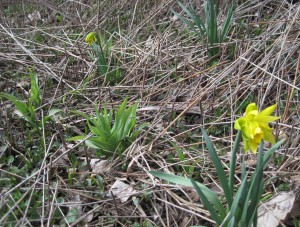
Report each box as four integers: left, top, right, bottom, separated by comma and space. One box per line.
0, 0, 299, 226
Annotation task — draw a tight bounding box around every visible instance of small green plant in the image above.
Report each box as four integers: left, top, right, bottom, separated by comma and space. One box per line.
1, 70, 41, 129
85, 32, 122, 84
1, 70, 61, 168
173, 0, 234, 58
169, 141, 197, 176
150, 103, 284, 226
294, 218, 300, 227
0, 188, 43, 226
0, 70, 61, 131
70, 98, 142, 158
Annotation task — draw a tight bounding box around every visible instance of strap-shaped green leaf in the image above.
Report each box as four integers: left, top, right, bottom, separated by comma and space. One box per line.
223, 172, 248, 225
149, 171, 226, 219
220, 4, 234, 42
1, 93, 35, 124
188, 1, 206, 36
177, 1, 196, 21
204, 0, 218, 45
242, 142, 264, 225
191, 178, 223, 225
201, 128, 232, 207
245, 139, 285, 224
29, 70, 41, 107
172, 10, 201, 39
263, 139, 285, 167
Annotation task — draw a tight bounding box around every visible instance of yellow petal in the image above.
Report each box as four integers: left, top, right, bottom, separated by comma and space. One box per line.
241, 123, 251, 139
256, 115, 280, 123
261, 128, 276, 144
243, 140, 250, 152
259, 103, 277, 116
245, 103, 257, 115
249, 140, 258, 153
253, 127, 263, 143
234, 118, 244, 130
85, 32, 97, 45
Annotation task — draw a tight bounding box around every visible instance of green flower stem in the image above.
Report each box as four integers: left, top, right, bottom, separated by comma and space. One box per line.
229, 130, 242, 199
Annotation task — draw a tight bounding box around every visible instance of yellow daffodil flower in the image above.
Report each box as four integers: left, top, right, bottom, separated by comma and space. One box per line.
85, 32, 97, 45
234, 103, 280, 153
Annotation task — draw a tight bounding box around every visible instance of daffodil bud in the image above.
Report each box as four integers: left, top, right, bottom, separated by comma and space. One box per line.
85, 32, 97, 45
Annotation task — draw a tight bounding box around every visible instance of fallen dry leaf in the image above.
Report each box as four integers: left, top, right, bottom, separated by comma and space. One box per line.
257, 191, 299, 226
109, 179, 137, 203
90, 159, 109, 176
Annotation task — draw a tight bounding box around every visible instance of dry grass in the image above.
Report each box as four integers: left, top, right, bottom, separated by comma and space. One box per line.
0, 0, 299, 226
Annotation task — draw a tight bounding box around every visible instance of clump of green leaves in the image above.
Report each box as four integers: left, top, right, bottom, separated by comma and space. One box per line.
0, 70, 60, 131
0, 189, 43, 226
151, 128, 285, 226
173, 0, 234, 58
71, 98, 142, 158
1, 70, 61, 168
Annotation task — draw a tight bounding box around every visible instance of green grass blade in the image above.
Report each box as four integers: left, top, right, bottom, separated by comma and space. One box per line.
70, 110, 89, 120
227, 217, 235, 227
48, 109, 62, 117
201, 128, 232, 206
113, 99, 137, 141
86, 137, 115, 152
171, 142, 185, 162
171, 141, 188, 173
112, 98, 127, 135
92, 42, 108, 76
0, 93, 34, 124
204, 0, 219, 57
240, 142, 264, 225
95, 108, 112, 133
123, 103, 137, 136
238, 162, 249, 222
245, 139, 285, 199
246, 142, 264, 224
66, 135, 86, 141
246, 139, 284, 225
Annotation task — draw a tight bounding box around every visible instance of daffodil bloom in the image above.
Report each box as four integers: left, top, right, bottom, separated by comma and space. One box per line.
234, 103, 280, 153
85, 32, 97, 45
